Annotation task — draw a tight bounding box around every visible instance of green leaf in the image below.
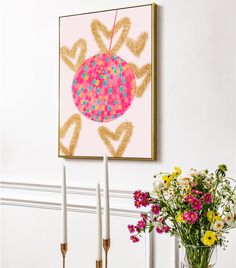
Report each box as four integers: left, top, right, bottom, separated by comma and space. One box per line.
149, 224, 154, 233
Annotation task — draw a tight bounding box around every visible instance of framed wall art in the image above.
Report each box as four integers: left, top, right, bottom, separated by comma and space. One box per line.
59, 3, 157, 160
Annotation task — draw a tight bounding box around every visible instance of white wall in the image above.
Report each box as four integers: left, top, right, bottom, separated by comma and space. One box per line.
0, 0, 235, 267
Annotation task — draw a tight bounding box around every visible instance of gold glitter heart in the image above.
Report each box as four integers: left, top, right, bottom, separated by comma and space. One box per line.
98, 122, 133, 157
60, 39, 87, 72
126, 32, 148, 57
60, 114, 82, 156
129, 63, 151, 97
91, 17, 131, 54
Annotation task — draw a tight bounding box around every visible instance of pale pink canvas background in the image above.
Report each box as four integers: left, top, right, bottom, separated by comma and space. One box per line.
59, 5, 153, 158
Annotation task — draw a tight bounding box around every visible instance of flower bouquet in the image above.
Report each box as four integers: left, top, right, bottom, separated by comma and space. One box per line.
128, 165, 236, 268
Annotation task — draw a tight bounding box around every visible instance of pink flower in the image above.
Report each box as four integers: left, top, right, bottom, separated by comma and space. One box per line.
133, 190, 142, 200
182, 211, 198, 224
133, 190, 150, 208
140, 192, 150, 207
187, 211, 198, 224
185, 195, 202, 210
163, 225, 171, 233
137, 220, 146, 229
155, 225, 170, 234
191, 198, 202, 210
151, 205, 161, 215
128, 225, 135, 233
182, 212, 189, 221
156, 227, 164, 234
185, 195, 195, 203
130, 235, 140, 243
141, 213, 148, 222
192, 189, 203, 195
203, 193, 213, 204
134, 200, 141, 208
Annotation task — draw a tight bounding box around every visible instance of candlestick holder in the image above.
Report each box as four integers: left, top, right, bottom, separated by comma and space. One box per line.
60, 243, 68, 268
103, 239, 110, 268
96, 260, 102, 268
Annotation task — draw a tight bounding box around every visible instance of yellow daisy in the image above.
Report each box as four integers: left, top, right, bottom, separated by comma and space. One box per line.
207, 211, 221, 223
176, 211, 185, 223
201, 231, 217, 246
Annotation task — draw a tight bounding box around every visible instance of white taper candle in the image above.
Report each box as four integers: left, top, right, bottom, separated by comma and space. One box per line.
61, 164, 67, 244
96, 183, 102, 261
103, 155, 110, 239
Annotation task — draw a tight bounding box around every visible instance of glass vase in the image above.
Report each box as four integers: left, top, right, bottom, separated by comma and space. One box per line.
181, 245, 217, 268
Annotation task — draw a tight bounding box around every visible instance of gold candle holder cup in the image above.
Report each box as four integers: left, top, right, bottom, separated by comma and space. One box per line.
103, 239, 111, 268
60, 243, 68, 268
96, 260, 103, 268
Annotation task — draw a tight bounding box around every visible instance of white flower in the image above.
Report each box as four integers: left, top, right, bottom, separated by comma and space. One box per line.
177, 177, 192, 187
224, 213, 234, 226
189, 169, 198, 176
205, 174, 213, 180
189, 169, 206, 178
153, 180, 164, 193
213, 220, 224, 231
216, 231, 223, 239
200, 170, 207, 177
204, 176, 212, 186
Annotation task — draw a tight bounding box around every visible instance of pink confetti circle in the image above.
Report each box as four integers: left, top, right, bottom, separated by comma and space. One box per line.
72, 53, 136, 122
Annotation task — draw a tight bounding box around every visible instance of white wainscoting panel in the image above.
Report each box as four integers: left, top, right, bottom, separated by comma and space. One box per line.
0, 180, 178, 268
0, 180, 145, 268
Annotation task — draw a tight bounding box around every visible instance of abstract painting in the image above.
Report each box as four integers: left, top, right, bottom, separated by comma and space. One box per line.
59, 3, 157, 160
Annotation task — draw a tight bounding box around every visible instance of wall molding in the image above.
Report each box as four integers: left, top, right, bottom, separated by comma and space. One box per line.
0, 180, 139, 218
0, 180, 180, 267
0, 180, 134, 198
1, 197, 140, 217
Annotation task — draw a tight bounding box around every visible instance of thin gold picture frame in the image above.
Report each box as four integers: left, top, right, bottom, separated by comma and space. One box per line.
58, 3, 157, 161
